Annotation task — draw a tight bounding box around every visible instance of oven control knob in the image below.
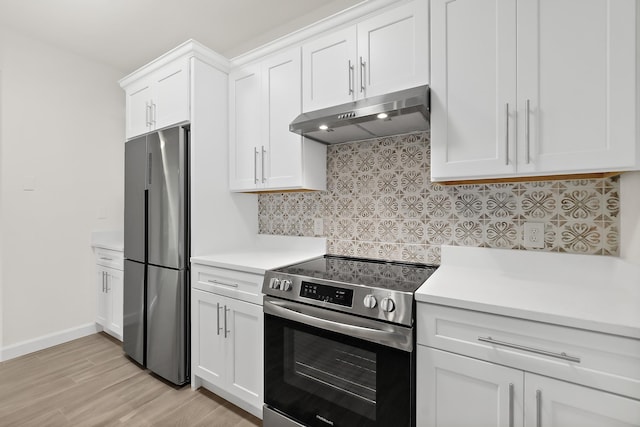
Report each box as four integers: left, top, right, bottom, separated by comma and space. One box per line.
280, 279, 292, 291
363, 294, 377, 309
269, 278, 281, 289
380, 297, 396, 313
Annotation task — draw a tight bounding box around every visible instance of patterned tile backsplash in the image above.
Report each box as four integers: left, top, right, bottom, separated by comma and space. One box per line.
258, 132, 619, 265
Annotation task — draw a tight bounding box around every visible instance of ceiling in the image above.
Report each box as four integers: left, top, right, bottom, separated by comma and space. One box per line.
0, 0, 364, 74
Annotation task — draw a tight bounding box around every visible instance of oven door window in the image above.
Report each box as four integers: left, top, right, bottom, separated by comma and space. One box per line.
265, 313, 412, 427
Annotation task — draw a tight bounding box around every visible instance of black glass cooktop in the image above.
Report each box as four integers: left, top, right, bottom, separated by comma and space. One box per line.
274, 255, 438, 293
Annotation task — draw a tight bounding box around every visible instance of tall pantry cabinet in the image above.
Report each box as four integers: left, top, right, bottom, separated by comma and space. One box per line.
430, 0, 639, 181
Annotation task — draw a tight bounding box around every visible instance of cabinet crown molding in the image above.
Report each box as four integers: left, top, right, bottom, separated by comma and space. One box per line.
119, 39, 231, 88
229, 0, 406, 67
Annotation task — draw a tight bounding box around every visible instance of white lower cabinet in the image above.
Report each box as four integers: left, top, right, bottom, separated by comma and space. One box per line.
191, 264, 263, 419
417, 303, 640, 427
94, 248, 123, 340
418, 347, 640, 427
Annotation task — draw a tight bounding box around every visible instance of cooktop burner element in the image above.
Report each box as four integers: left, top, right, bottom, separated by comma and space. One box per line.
263, 255, 437, 327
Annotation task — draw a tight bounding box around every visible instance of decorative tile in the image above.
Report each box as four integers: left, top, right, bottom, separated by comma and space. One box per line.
257, 131, 620, 264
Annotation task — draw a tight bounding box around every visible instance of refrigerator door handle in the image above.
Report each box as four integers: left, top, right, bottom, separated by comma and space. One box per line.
147, 152, 152, 187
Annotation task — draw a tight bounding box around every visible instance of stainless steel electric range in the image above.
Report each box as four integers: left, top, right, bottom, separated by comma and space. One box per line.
261, 255, 438, 427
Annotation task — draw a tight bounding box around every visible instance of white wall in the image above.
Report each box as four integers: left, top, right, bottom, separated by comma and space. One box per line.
0, 28, 124, 349
620, 171, 640, 265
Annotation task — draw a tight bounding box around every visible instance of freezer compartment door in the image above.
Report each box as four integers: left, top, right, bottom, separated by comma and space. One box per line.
124, 136, 148, 263
123, 259, 145, 366
146, 264, 188, 385
147, 127, 188, 270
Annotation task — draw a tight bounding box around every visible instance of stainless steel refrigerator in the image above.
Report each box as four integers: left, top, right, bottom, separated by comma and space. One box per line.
123, 125, 189, 385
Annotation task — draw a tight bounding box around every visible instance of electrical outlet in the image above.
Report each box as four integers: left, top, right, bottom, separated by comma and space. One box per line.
313, 218, 324, 236
523, 222, 545, 249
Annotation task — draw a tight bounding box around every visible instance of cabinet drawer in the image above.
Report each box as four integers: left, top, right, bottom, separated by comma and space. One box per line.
94, 248, 124, 270
192, 264, 263, 305
417, 303, 640, 400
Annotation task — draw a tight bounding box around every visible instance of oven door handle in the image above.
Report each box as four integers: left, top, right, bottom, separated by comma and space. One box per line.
263, 297, 413, 352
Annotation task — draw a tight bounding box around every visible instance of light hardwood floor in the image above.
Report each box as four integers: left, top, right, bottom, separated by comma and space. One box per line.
0, 333, 262, 427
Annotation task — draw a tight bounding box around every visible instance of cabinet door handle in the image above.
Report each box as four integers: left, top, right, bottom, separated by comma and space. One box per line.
224, 305, 230, 338
478, 336, 581, 363
261, 146, 267, 183
360, 57, 366, 94
508, 383, 514, 427
145, 102, 151, 126
348, 60, 354, 95
102, 271, 106, 292
207, 279, 238, 288
505, 103, 510, 165
216, 303, 222, 335
254, 147, 259, 184
525, 99, 531, 164
151, 102, 157, 125
536, 389, 542, 427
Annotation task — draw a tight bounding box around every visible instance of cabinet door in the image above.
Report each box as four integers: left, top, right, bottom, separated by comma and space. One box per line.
96, 266, 108, 327
229, 65, 262, 191
302, 27, 357, 111
524, 373, 640, 427
125, 80, 152, 139
225, 297, 263, 411
357, 0, 429, 99
517, 0, 638, 175
418, 346, 524, 427
152, 57, 190, 131
430, 0, 517, 181
262, 48, 304, 189
192, 289, 226, 388
107, 268, 123, 340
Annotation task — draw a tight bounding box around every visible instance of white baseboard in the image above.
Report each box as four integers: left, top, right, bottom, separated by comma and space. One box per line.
0, 323, 101, 362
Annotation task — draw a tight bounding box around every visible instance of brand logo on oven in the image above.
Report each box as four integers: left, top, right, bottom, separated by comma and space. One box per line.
316, 415, 335, 426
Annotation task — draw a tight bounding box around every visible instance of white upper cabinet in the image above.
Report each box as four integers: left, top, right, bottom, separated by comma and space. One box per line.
302, 0, 429, 112
124, 56, 190, 139
229, 65, 261, 190
230, 48, 326, 192
431, 0, 639, 181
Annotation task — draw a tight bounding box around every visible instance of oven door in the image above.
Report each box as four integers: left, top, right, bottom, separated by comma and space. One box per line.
264, 296, 414, 427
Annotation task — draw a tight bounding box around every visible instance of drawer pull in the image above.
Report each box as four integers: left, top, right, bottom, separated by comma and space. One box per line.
478, 336, 581, 363
99, 257, 113, 261
207, 279, 238, 288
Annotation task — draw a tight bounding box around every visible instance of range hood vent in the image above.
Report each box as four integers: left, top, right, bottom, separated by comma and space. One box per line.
289, 85, 429, 144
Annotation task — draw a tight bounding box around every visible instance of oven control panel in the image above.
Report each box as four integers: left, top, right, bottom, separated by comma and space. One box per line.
300, 282, 354, 307
262, 271, 416, 326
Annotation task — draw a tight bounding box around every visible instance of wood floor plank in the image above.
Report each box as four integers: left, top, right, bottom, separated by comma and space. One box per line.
0, 333, 263, 426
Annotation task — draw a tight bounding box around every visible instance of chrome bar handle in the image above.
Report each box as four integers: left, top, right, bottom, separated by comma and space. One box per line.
360, 56, 366, 93
261, 146, 266, 183
224, 306, 230, 338
147, 153, 152, 187
525, 99, 531, 164
505, 103, 510, 165
348, 60, 354, 95
536, 389, 542, 427
208, 279, 238, 288
102, 271, 106, 292
145, 102, 151, 126
151, 102, 157, 125
216, 303, 222, 335
478, 336, 581, 363
100, 257, 113, 261
509, 383, 514, 427
254, 147, 259, 184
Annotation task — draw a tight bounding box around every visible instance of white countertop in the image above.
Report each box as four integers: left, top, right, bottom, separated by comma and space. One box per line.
91, 230, 124, 252
416, 245, 640, 339
191, 235, 326, 275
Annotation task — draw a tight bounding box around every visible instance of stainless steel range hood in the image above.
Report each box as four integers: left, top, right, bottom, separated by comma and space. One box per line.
289, 85, 429, 144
